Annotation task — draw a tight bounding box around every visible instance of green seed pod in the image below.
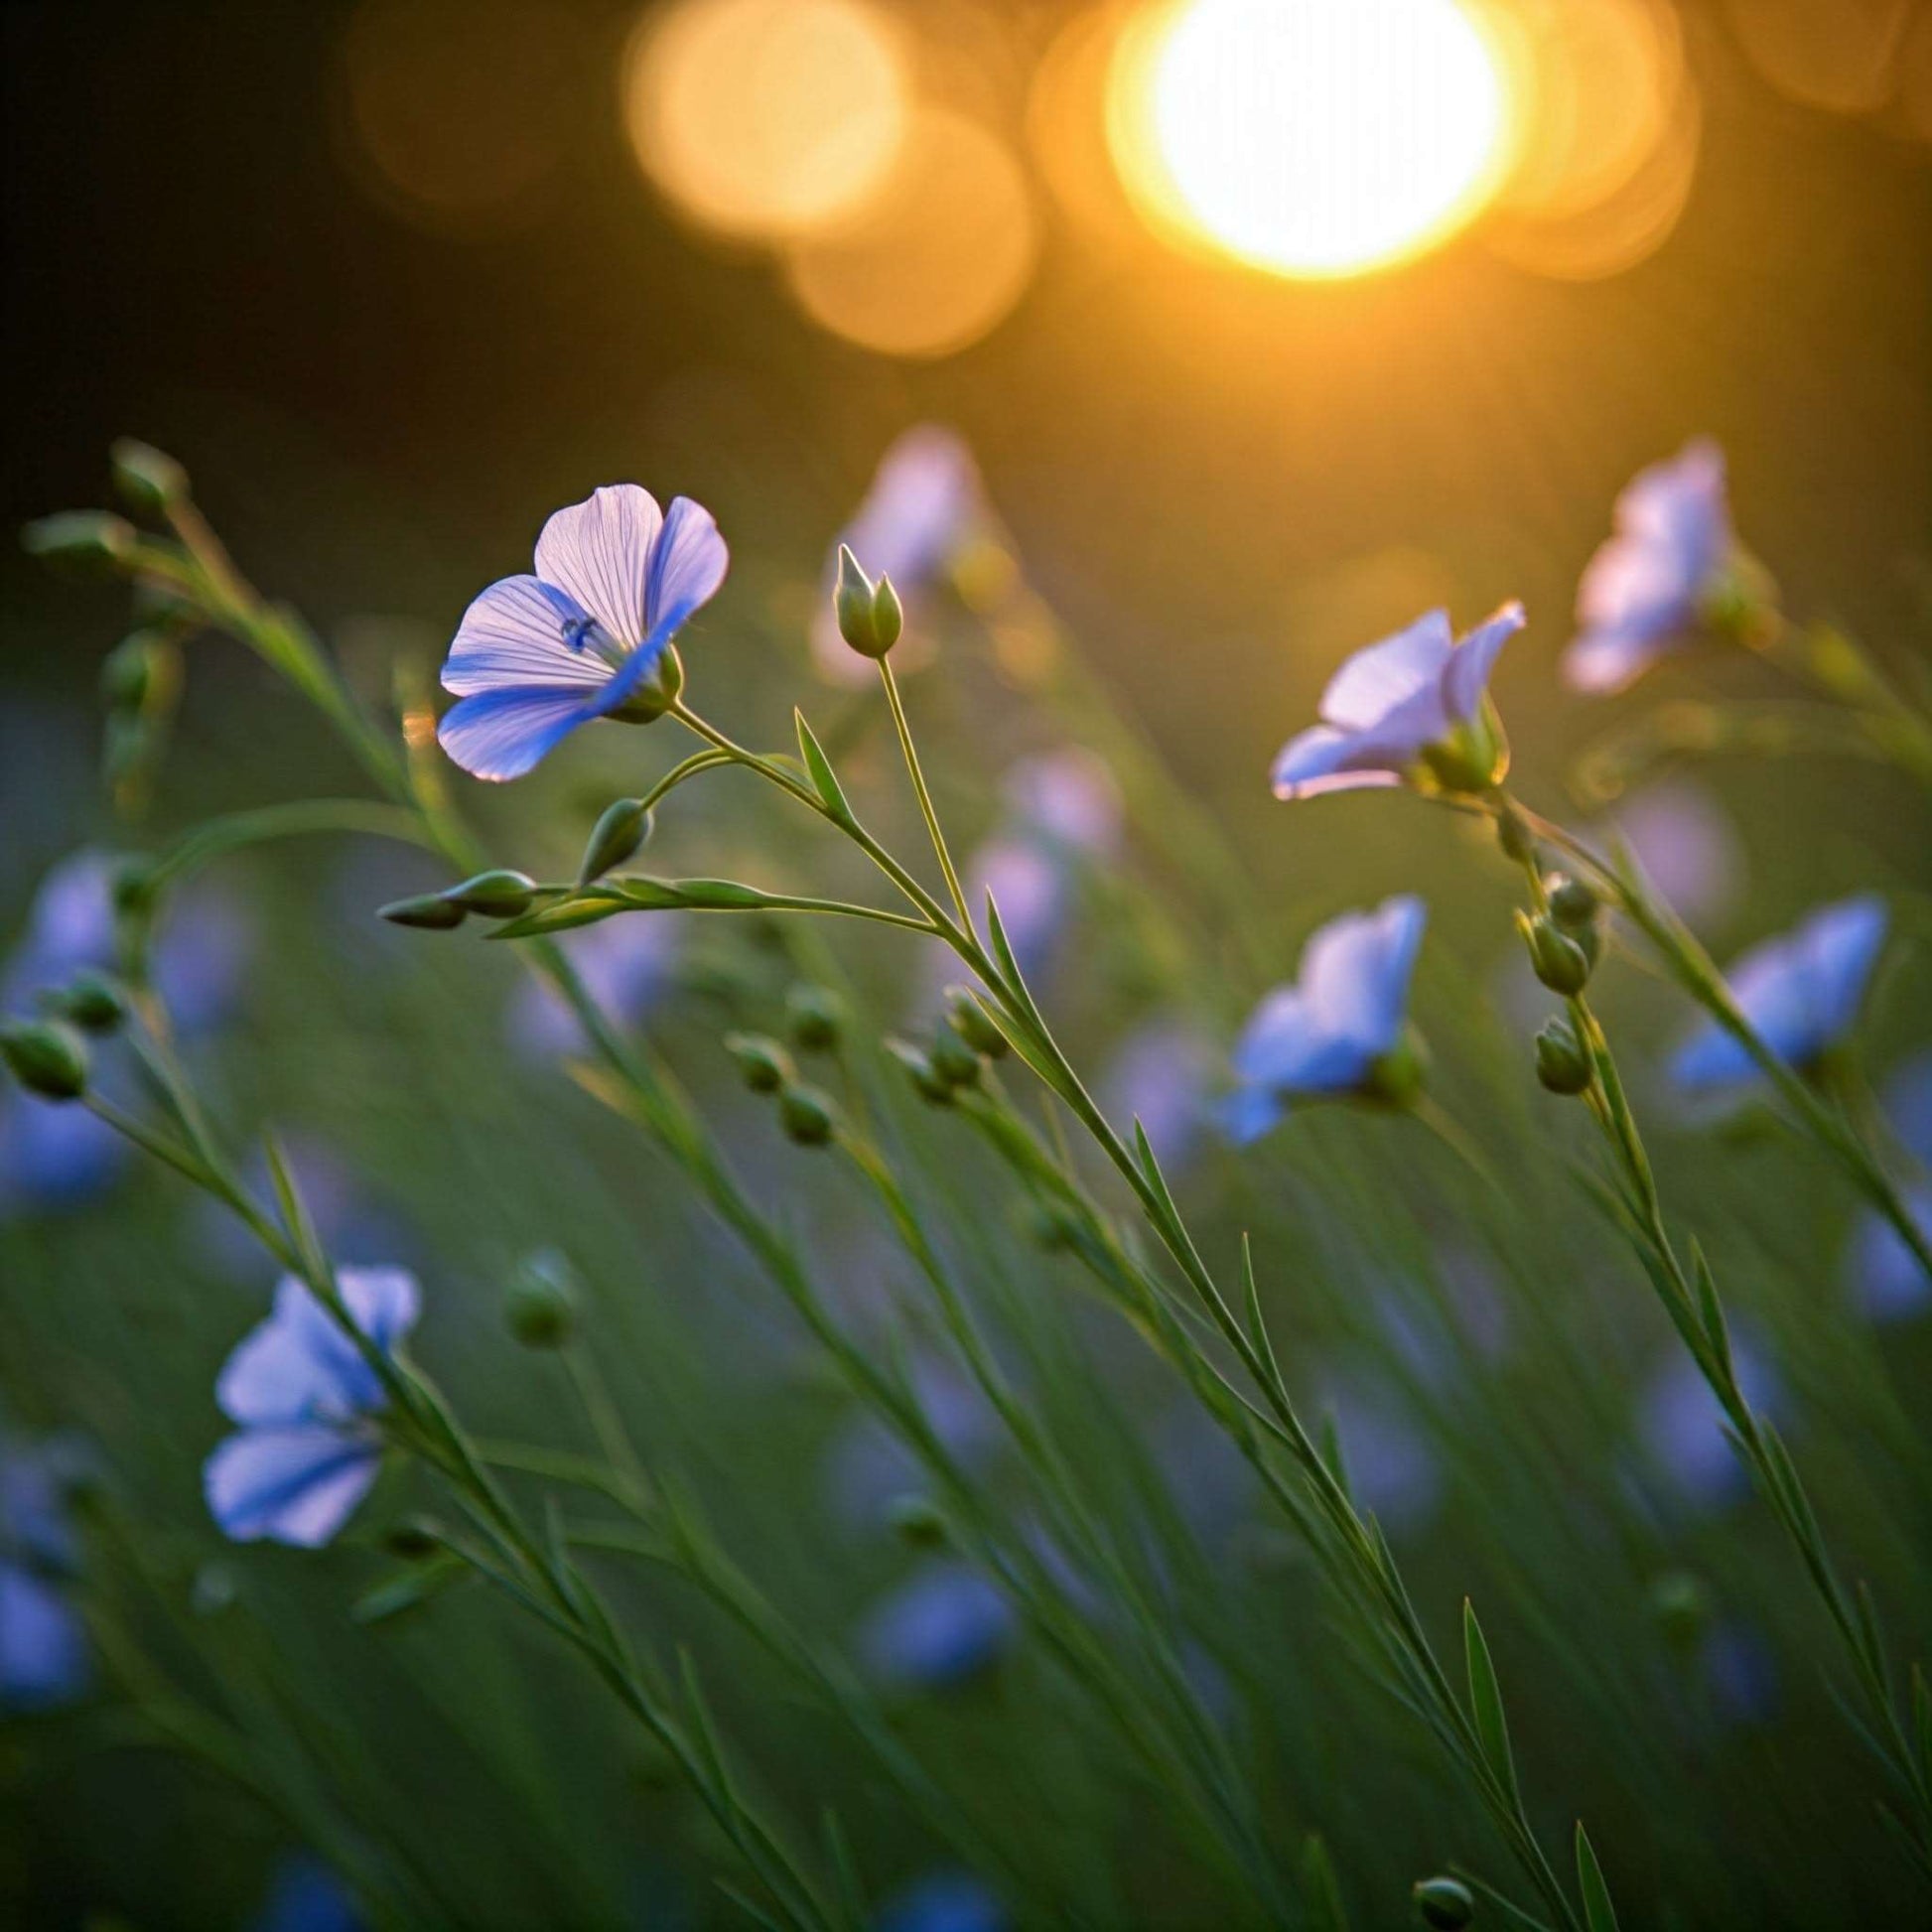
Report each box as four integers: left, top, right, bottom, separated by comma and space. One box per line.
504, 1251, 579, 1349
382, 1518, 442, 1561
109, 439, 190, 514
379, 893, 468, 930
1, 1019, 91, 1101
1534, 1018, 1592, 1096
1495, 805, 1537, 866
100, 633, 167, 712
927, 1026, 983, 1090
1547, 874, 1600, 930
442, 870, 538, 918
886, 1494, 948, 1547
726, 1032, 792, 1094
1648, 1569, 1712, 1654
777, 1083, 838, 1147
784, 984, 843, 1053
61, 969, 128, 1034
1524, 912, 1591, 996
872, 574, 904, 652
579, 797, 652, 886
889, 1040, 955, 1107
22, 510, 138, 576
1362, 1027, 1428, 1109
1413, 1876, 1475, 1929
946, 988, 1009, 1059
110, 857, 157, 919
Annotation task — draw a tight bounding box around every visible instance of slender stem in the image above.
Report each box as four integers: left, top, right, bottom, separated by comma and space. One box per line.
878, 658, 974, 930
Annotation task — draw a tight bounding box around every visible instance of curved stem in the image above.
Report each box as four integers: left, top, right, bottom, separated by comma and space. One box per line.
878, 658, 973, 930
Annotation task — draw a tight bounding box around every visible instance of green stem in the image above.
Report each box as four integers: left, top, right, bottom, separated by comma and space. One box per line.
878, 657, 974, 931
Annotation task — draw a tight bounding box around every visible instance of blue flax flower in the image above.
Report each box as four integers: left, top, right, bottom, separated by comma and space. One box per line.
860, 1561, 1015, 1691
1271, 606, 1524, 800
1, 1438, 90, 1712
439, 485, 728, 781
876, 1870, 1008, 1932
1672, 895, 1887, 1091
1564, 439, 1732, 694
205, 1268, 419, 1547
1846, 1051, 1932, 1324
1222, 897, 1428, 1143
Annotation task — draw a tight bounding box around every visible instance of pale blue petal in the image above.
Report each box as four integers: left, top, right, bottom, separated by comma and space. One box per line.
1441, 603, 1524, 723
216, 1271, 413, 1428
1670, 1023, 1761, 1092
1848, 1192, 1932, 1325
840, 426, 981, 591
1230, 984, 1373, 1094
1318, 610, 1453, 731
534, 484, 663, 647
593, 595, 702, 715
0, 1563, 88, 1709
438, 685, 597, 782
1797, 895, 1887, 1043
1216, 1084, 1287, 1146
205, 1427, 381, 1547
441, 575, 606, 698
1562, 623, 1672, 696
337, 1266, 421, 1356
860, 1562, 1014, 1689
1270, 725, 1406, 801
644, 496, 729, 634
1301, 896, 1426, 1057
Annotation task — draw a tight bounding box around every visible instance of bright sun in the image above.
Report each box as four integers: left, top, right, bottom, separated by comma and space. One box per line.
1130, 0, 1511, 279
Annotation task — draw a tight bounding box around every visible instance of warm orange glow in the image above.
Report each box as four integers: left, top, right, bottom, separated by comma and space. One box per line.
1725, 0, 1913, 116
623, 0, 909, 243
782, 109, 1040, 358
1110, 0, 1513, 279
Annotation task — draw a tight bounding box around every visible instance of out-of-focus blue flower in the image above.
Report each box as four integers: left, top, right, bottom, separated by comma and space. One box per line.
1564, 440, 1730, 695
252, 1853, 363, 1932
506, 912, 683, 1060
875, 1869, 1008, 1932
1, 1439, 89, 1712
1270, 605, 1523, 800
1002, 749, 1123, 862
2, 851, 249, 1219
1320, 1379, 1442, 1534
1101, 1017, 1214, 1174
1222, 897, 1427, 1143
438, 485, 728, 781
1672, 895, 1887, 1091
205, 1269, 419, 1548
1700, 1620, 1781, 1729
1638, 1335, 1780, 1513
859, 1560, 1015, 1690
1598, 780, 1744, 930
823, 1360, 997, 1535
813, 427, 984, 683
1845, 1051, 1932, 1323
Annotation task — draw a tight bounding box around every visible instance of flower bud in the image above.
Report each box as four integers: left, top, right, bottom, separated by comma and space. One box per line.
442, 869, 538, 918
726, 1032, 792, 1094
888, 1039, 955, 1107
109, 439, 190, 514
61, 969, 128, 1034
579, 798, 652, 886
777, 1082, 838, 1147
1, 1019, 91, 1101
784, 984, 843, 1053
1648, 1569, 1711, 1654
946, 988, 1009, 1059
22, 510, 137, 576
886, 1494, 948, 1547
100, 632, 173, 712
1495, 806, 1536, 866
1546, 874, 1599, 930
834, 545, 897, 659
1523, 913, 1591, 996
1534, 1018, 1592, 1096
927, 1026, 983, 1090
380, 893, 467, 930
1362, 1027, 1428, 1109
383, 1518, 442, 1561
1413, 1876, 1475, 1929
505, 1250, 579, 1348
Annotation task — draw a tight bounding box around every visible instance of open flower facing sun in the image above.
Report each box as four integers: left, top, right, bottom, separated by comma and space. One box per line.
1271, 605, 1523, 801
1222, 896, 1428, 1142
439, 485, 728, 781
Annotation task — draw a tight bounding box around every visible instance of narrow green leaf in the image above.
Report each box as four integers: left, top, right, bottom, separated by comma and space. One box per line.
350, 1554, 470, 1626
1317, 1412, 1353, 1507
1854, 1581, 1891, 1697
1689, 1240, 1731, 1374
1298, 1833, 1350, 1932
1575, 1822, 1619, 1932
793, 709, 852, 820
1463, 1600, 1522, 1807
261, 1128, 328, 1280
490, 897, 624, 939
1239, 1232, 1286, 1382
